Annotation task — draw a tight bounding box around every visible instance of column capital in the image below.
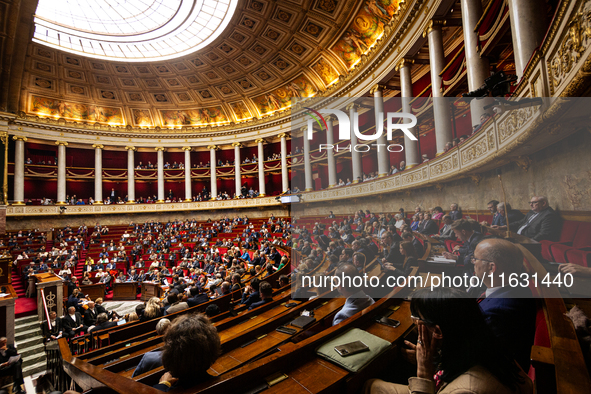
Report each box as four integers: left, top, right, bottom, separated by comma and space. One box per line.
55, 141, 68, 146
125, 146, 136, 151
255, 138, 265, 144
231, 142, 242, 148
345, 102, 360, 111
207, 145, 218, 150
423, 19, 446, 37
395, 58, 415, 71
369, 84, 387, 95
323, 114, 335, 123
277, 133, 288, 139
92, 144, 104, 149
299, 125, 309, 133
182, 146, 192, 151
12, 136, 27, 142
154, 147, 165, 152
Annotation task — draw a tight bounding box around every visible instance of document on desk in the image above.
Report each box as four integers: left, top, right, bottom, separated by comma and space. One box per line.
426, 256, 456, 264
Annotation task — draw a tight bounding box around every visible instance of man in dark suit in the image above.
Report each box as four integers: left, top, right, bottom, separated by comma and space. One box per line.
89, 313, 118, 333
240, 278, 261, 307
62, 306, 88, 338
187, 287, 209, 307
379, 231, 404, 268
0, 337, 25, 393
268, 247, 282, 267
248, 281, 273, 310
492, 202, 525, 230
431, 215, 455, 241
132, 318, 171, 377
84, 301, 99, 326
417, 213, 439, 235
472, 239, 536, 372
511, 197, 559, 241
41, 311, 64, 342
449, 203, 462, 221
109, 188, 117, 203
443, 219, 486, 270
486, 200, 502, 226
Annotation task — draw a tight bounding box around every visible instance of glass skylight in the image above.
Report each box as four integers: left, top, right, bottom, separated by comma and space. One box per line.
33, 0, 238, 62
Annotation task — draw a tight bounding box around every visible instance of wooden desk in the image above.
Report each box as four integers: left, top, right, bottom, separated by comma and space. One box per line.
80, 283, 106, 302
112, 282, 137, 301
0, 256, 11, 285
0, 285, 17, 343
141, 282, 163, 301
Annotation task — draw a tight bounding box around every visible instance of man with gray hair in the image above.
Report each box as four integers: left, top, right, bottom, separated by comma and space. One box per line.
132, 318, 171, 377
512, 196, 560, 241
332, 263, 375, 326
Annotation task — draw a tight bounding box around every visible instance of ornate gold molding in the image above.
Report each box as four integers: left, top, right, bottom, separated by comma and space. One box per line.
92, 144, 104, 149
231, 142, 242, 147
125, 146, 136, 151
55, 141, 68, 146
12, 136, 27, 142
182, 146, 192, 151
207, 145, 218, 150
254, 138, 265, 144
423, 19, 446, 38
369, 84, 387, 95
154, 147, 165, 152
395, 58, 414, 71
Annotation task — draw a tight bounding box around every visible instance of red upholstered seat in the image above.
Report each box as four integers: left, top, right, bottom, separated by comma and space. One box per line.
549, 222, 591, 263
445, 240, 461, 253
540, 220, 580, 261
528, 301, 550, 382
565, 247, 591, 267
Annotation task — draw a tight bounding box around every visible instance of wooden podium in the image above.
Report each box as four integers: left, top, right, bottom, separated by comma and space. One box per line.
112, 282, 137, 300
0, 255, 16, 343
34, 272, 64, 319
141, 282, 163, 301
80, 283, 106, 302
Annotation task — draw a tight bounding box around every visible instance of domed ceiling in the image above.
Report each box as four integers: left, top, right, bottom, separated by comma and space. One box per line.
22, 0, 403, 130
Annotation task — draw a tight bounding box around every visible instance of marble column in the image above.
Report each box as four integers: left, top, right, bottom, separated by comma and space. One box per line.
92, 144, 103, 204
347, 103, 362, 183
155, 147, 165, 202
182, 147, 192, 201
425, 20, 453, 156
370, 84, 390, 177
12, 136, 26, 205
301, 126, 313, 191
255, 139, 266, 196
507, 0, 548, 79
279, 133, 289, 192
325, 116, 337, 188
461, 0, 492, 127
55, 141, 67, 205
125, 146, 136, 203
208, 145, 217, 199
397, 58, 420, 168
232, 142, 242, 197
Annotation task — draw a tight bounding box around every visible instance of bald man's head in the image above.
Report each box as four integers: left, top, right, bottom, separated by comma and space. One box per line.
475, 238, 524, 279
335, 263, 360, 296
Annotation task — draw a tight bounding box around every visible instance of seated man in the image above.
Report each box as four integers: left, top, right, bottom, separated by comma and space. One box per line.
164, 293, 189, 315
472, 239, 536, 372
89, 313, 119, 333
491, 202, 526, 230
511, 196, 560, 241
83, 301, 99, 327
417, 213, 439, 235
442, 219, 485, 271
431, 215, 455, 241
62, 306, 88, 338
0, 337, 25, 393
248, 281, 273, 310
332, 263, 375, 326
132, 319, 171, 377
153, 314, 220, 391
41, 311, 64, 342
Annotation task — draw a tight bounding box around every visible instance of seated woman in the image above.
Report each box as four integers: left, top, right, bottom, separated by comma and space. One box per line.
364, 287, 532, 394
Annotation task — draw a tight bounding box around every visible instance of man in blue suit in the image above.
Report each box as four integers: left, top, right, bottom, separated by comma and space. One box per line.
132, 318, 171, 377
472, 238, 536, 372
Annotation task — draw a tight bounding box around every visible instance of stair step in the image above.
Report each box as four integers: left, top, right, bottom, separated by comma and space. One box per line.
22, 352, 46, 368
15, 335, 44, 348
18, 343, 45, 359
22, 360, 47, 378
15, 327, 42, 341
15, 315, 39, 325
15, 319, 40, 331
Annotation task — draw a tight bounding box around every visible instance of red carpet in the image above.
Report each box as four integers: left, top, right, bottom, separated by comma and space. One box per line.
15, 297, 38, 318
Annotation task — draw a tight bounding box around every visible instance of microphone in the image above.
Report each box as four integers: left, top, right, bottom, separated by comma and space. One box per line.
496, 169, 512, 239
